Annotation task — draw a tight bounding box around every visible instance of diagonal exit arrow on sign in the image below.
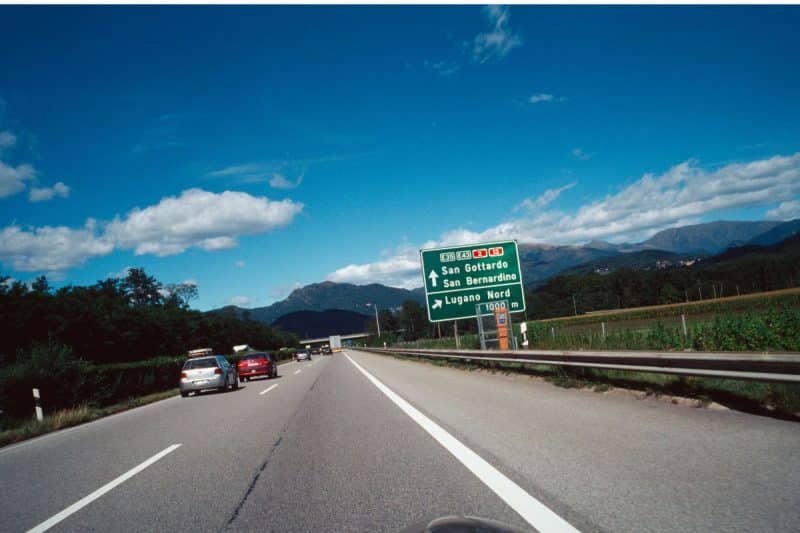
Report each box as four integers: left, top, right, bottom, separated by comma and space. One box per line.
432, 299, 443, 309
428, 270, 439, 287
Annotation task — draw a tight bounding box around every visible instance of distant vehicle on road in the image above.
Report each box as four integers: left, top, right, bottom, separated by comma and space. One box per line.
329, 335, 342, 351
322, 345, 332, 355
311, 346, 322, 356
180, 355, 238, 397
295, 349, 312, 362
237, 352, 278, 381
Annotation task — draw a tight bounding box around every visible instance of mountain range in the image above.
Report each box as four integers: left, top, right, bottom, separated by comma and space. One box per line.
211, 282, 424, 326
271, 309, 372, 339
211, 219, 798, 327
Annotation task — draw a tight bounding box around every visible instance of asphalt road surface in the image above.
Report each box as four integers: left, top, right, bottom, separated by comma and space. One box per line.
2, 350, 799, 532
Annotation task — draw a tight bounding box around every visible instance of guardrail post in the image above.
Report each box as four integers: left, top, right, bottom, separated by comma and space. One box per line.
33, 388, 43, 422
551, 327, 555, 341
681, 314, 688, 337
601, 322, 606, 339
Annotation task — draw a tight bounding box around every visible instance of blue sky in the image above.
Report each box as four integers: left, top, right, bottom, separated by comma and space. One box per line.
1, 5, 799, 310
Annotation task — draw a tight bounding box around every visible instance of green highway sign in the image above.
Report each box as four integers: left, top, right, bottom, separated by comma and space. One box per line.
419, 240, 526, 322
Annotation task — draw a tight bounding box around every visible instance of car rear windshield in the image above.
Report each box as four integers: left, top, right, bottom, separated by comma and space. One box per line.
183, 358, 219, 369
241, 353, 268, 361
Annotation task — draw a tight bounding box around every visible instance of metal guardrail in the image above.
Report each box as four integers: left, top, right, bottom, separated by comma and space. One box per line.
362, 347, 800, 383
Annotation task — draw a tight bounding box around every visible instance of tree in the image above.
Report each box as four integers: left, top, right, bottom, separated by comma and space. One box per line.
399, 300, 427, 341
659, 282, 681, 304
163, 283, 199, 309
122, 267, 163, 307
31, 275, 50, 293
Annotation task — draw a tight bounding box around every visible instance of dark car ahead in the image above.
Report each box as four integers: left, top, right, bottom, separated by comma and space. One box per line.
180, 355, 238, 397
311, 347, 322, 356
237, 352, 278, 382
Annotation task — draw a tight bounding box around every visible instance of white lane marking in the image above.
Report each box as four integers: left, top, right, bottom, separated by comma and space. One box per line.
293, 369, 302, 375
26, 443, 182, 533
259, 384, 279, 396
344, 353, 579, 533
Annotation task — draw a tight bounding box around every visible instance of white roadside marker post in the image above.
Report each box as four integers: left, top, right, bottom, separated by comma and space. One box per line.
33, 388, 43, 422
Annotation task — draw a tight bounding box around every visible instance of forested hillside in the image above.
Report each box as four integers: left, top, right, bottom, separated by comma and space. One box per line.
526, 234, 800, 319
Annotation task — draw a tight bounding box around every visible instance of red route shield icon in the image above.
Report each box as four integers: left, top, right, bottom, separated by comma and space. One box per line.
472, 248, 488, 259
488, 247, 504, 257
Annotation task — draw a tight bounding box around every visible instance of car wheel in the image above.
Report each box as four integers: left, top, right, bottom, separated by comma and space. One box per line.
233, 375, 239, 390
181, 391, 188, 398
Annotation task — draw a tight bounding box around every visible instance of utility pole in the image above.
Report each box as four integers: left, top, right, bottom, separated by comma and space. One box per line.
367, 303, 381, 337
572, 294, 578, 316
712, 284, 717, 299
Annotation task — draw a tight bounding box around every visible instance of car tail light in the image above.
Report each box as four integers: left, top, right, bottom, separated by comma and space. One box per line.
214, 368, 222, 375
181, 372, 187, 379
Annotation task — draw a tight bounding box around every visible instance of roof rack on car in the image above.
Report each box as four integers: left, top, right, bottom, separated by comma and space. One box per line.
187, 348, 213, 357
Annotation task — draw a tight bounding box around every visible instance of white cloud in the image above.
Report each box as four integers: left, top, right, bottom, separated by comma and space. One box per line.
514, 182, 576, 213
269, 281, 303, 299
766, 199, 800, 220
229, 296, 250, 307
208, 164, 262, 177
0, 129, 45, 199
327, 152, 800, 287
108, 266, 132, 279
0, 220, 113, 272
0, 188, 303, 274
530, 93, 553, 104
424, 60, 460, 76
234, 260, 246, 268
183, 278, 198, 286
328, 246, 422, 289
0, 130, 16, 151
0, 161, 36, 198
269, 172, 303, 190
529, 93, 567, 104
471, 5, 523, 64
28, 181, 70, 203
105, 188, 303, 256
571, 148, 593, 161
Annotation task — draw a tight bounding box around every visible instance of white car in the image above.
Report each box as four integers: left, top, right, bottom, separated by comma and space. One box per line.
295, 349, 312, 362
180, 355, 239, 397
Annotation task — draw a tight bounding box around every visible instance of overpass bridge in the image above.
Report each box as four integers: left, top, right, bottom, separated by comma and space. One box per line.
299, 332, 371, 346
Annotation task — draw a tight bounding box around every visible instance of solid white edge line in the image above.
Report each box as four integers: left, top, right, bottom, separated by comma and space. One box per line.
0, 396, 181, 456
344, 353, 579, 533
259, 383, 280, 396
26, 443, 182, 533
294, 369, 302, 375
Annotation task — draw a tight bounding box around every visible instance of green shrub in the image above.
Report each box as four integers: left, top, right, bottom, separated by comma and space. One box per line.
0, 345, 184, 420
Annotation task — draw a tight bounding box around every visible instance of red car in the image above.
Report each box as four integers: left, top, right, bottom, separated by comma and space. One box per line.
237, 352, 278, 382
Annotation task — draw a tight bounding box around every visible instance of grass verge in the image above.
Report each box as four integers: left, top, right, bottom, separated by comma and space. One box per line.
382, 351, 800, 422
0, 388, 178, 449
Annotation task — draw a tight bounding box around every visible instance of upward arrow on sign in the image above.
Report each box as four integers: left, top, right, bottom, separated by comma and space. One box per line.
428, 270, 439, 287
